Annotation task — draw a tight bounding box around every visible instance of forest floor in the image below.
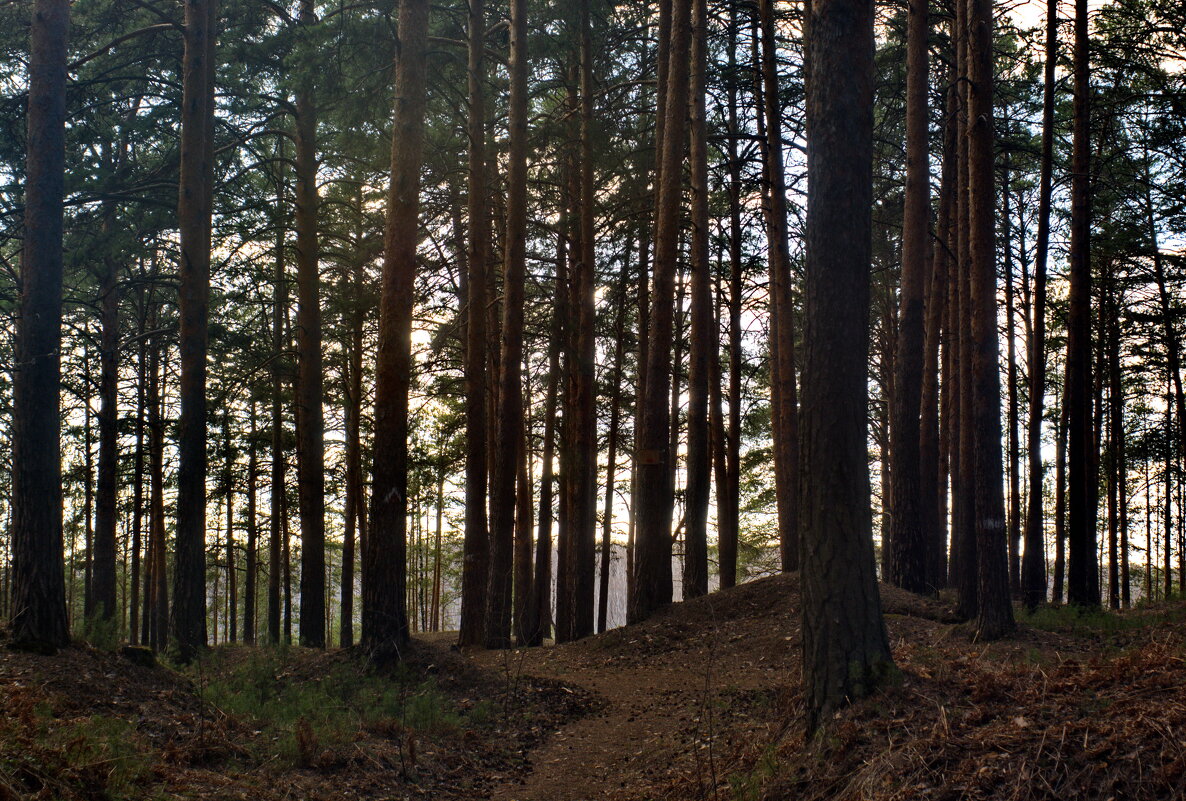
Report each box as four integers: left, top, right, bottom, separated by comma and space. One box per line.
5, 575, 1186, 800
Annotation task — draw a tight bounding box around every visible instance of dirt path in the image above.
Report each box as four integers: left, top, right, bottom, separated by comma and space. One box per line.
466, 574, 961, 801
469, 577, 804, 801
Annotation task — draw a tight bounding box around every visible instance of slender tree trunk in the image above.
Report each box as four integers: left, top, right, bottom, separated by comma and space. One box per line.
758, 0, 800, 573
630, 0, 690, 624
1106, 273, 1123, 610
886, 0, 930, 594
1052, 391, 1068, 603
953, 0, 978, 621
147, 331, 168, 651
269, 143, 288, 646
566, 0, 599, 641
129, 300, 148, 643
1022, 0, 1058, 609
921, 60, 957, 594
1003, 163, 1022, 599
801, 0, 892, 735
966, 0, 1014, 639
340, 239, 365, 647
487, 0, 529, 648
599, 273, 628, 632
364, 0, 430, 662
528, 223, 567, 646
85, 349, 96, 619
431, 465, 443, 632
1166, 391, 1174, 599
514, 416, 534, 642
719, 2, 745, 590
459, 0, 490, 648
293, 0, 326, 649
93, 252, 120, 621
224, 417, 237, 641
683, 0, 711, 600
245, 397, 258, 644
1066, 0, 1098, 608
172, 0, 217, 661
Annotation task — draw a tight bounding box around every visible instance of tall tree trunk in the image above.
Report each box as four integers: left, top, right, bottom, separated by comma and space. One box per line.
84, 353, 94, 619
1003, 162, 1022, 599
801, 0, 892, 735
1052, 391, 1068, 603
1022, 0, 1058, 609
1165, 393, 1174, 598
566, 0, 599, 640
172, 0, 217, 661
93, 252, 120, 621
630, 0, 690, 624
487, 0, 529, 648
1065, 0, 1098, 608
1106, 273, 1123, 610
146, 329, 168, 651
599, 271, 628, 632
886, 0, 930, 594
459, 0, 490, 648
11, 0, 71, 650
921, 59, 957, 594
268, 141, 288, 646
513, 414, 533, 642
953, 1, 978, 621
245, 397, 258, 644
223, 417, 237, 641
758, 0, 800, 572
340, 233, 365, 647
684, 0, 711, 600
719, 1, 744, 590
12, 0, 69, 650
528, 221, 568, 646
294, 0, 326, 649
364, 0, 430, 662
966, 0, 1014, 639
129, 298, 148, 643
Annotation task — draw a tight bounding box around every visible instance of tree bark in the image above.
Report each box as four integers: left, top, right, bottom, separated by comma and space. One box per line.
886, 0, 930, 594
172, 0, 217, 661
630, 0, 690, 624
683, 0, 711, 600
1065, 0, 1098, 608
93, 248, 120, 621
129, 297, 148, 643
719, 2, 745, 590
966, 0, 1014, 639
758, 0, 800, 573
294, 0, 326, 649
11, 0, 71, 651
566, 0, 599, 640
801, 0, 893, 736
364, 0, 430, 662
268, 138, 288, 646
459, 0, 490, 648
486, 0, 529, 648
245, 397, 258, 644
1022, 0, 1058, 609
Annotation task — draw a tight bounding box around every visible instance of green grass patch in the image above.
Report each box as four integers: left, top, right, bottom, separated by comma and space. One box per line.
196, 648, 475, 767
0, 696, 156, 800
1020, 604, 1154, 634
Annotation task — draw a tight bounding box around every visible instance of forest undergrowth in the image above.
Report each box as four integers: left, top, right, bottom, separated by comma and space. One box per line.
4, 575, 1186, 800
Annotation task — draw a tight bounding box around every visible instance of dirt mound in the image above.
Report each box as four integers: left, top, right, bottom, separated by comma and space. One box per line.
474, 572, 1186, 801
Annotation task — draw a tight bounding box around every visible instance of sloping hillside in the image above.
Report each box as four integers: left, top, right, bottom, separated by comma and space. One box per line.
4, 574, 1186, 800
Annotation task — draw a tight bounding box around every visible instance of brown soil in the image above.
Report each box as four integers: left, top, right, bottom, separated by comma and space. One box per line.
4, 574, 1186, 800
